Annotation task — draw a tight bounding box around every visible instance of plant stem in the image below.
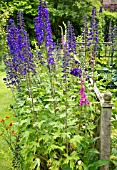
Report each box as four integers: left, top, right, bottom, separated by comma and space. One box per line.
45, 47, 57, 115
65, 75, 68, 155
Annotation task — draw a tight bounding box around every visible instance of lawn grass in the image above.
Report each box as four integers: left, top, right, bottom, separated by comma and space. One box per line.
0, 64, 14, 170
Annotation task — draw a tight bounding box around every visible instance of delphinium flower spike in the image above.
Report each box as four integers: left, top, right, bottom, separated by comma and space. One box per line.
34, 0, 55, 67
87, 6, 99, 71
62, 21, 78, 74
88, 6, 99, 51
17, 11, 35, 75
4, 19, 21, 87
67, 21, 76, 54
4, 12, 35, 88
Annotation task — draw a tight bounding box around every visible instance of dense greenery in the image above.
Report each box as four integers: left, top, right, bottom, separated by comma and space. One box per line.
0, 64, 14, 170
0, 0, 117, 169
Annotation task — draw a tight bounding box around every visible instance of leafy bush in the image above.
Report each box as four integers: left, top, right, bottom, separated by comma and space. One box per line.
1, 1, 116, 170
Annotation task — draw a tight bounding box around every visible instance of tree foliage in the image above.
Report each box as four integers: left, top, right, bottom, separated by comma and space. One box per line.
2, 0, 101, 41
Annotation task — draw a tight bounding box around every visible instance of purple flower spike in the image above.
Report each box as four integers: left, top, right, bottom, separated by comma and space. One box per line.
34, 1, 54, 48
4, 12, 35, 87
67, 22, 76, 54
48, 57, 54, 65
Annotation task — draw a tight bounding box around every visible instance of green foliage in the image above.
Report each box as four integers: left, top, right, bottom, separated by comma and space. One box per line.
0, 2, 14, 63
1, 1, 117, 169
1, 0, 101, 42
0, 70, 14, 169
47, 0, 100, 37
1, 44, 107, 169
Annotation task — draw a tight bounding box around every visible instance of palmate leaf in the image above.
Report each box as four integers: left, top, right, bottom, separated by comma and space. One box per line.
31, 158, 40, 170
33, 120, 46, 129
69, 135, 83, 145
88, 160, 109, 170
62, 165, 72, 170
47, 144, 65, 153
49, 121, 65, 129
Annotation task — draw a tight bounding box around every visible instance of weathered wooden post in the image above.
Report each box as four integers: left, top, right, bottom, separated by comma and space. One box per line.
100, 92, 113, 170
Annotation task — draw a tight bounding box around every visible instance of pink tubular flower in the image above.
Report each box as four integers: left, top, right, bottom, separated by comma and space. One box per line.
79, 85, 90, 106
80, 93, 86, 106
79, 86, 85, 95
80, 100, 85, 106
86, 98, 90, 105
80, 96, 90, 106
81, 93, 86, 99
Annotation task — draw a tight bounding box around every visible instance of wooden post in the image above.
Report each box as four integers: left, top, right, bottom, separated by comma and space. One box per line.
100, 92, 113, 170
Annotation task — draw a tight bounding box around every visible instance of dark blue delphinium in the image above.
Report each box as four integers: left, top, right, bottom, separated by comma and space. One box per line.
108, 19, 115, 52
62, 21, 77, 75
3, 54, 19, 87
17, 11, 35, 74
17, 11, 26, 31
67, 21, 76, 54
4, 19, 21, 87
108, 20, 114, 43
82, 15, 88, 43
70, 68, 82, 77
34, 3, 45, 47
34, 0, 55, 64
111, 25, 117, 52
4, 12, 35, 87
87, 7, 99, 52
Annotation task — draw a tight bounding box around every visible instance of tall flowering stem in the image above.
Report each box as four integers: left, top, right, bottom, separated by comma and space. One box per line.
86, 7, 99, 86
17, 12, 36, 117
4, 19, 21, 89
61, 21, 78, 154
88, 7, 99, 62
34, 0, 55, 64
4, 12, 36, 119
67, 21, 76, 54
82, 15, 88, 69
34, 0, 57, 114
108, 19, 116, 81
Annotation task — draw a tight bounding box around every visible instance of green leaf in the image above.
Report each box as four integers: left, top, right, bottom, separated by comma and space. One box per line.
90, 137, 100, 144
87, 123, 96, 130
62, 165, 72, 170
33, 120, 46, 129
17, 100, 25, 107
31, 158, 40, 170
88, 160, 109, 170
47, 144, 65, 153
70, 151, 79, 160
70, 135, 83, 145
19, 118, 30, 126
89, 148, 99, 154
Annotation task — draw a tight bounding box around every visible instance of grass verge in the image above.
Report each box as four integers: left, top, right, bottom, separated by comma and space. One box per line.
0, 64, 14, 170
